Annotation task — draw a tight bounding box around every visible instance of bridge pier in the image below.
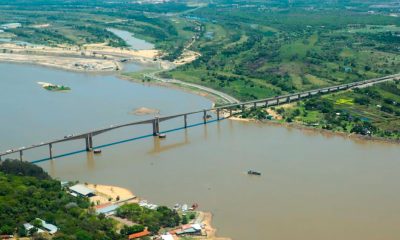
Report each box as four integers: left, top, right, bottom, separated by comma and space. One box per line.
203, 110, 207, 124
153, 117, 160, 136
217, 109, 220, 120
49, 143, 53, 159
298, 94, 301, 99
287, 97, 291, 103
265, 101, 269, 107
85, 134, 93, 151
241, 104, 245, 113
229, 108, 233, 117
19, 150, 23, 161
253, 102, 257, 108
184, 114, 188, 128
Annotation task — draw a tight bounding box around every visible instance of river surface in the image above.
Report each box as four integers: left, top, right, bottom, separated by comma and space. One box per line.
1, 63, 400, 240
107, 28, 155, 50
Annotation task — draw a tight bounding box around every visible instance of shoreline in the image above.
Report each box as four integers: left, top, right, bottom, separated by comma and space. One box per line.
85, 183, 229, 240
119, 74, 228, 106
0, 42, 161, 72
232, 115, 400, 145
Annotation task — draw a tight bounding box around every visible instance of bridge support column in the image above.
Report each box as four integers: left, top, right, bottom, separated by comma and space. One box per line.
49, 143, 53, 159
153, 117, 160, 136
253, 102, 257, 108
19, 150, 23, 161
184, 114, 188, 128
85, 134, 93, 151
217, 109, 220, 120
265, 101, 269, 107
308, 92, 312, 97
298, 94, 301, 99
241, 104, 245, 113
229, 108, 233, 117
203, 110, 207, 124
287, 97, 291, 103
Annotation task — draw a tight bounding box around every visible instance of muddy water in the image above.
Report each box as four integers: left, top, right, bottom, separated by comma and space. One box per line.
2, 63, 400, 240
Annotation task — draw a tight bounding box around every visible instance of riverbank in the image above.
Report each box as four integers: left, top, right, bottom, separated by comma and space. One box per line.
0, 42, 161, 72
86, 183, 229, 240
120, 73, 235, 105
230, 108, 400, 145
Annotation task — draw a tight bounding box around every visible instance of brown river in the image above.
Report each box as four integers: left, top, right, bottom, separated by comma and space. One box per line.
1, 63, 400, 240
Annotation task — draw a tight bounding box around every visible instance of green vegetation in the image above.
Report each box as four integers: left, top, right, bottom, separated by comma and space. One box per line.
0, 0, 195, 51
168, 2, 400, 100
275, 80, 400, 139
0, 159, 124, 239
116, 203, 181, 234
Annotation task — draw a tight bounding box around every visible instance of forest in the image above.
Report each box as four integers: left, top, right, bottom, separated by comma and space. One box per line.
0, 159, 184, 239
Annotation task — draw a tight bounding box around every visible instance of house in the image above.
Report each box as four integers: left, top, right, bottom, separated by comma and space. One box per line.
128, 229, 150, 239
170, 224, 202, 236
69, 184, 95, 197
169, 223, 202, 235
96, 204, 119, 216
23, 223, 45, 235
36, 218, 58, 235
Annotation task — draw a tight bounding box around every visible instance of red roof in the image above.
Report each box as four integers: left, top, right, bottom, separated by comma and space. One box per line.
95, 203, 111, 209
128, 229, 150, 239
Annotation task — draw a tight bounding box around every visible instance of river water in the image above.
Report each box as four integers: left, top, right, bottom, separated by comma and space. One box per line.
1, 63, 400, 240
107, 28, 155, 50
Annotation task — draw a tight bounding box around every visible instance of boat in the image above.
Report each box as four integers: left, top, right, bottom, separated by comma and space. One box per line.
93, 149, 102, 154
158, 133, 166, 139
247, 170, 261, 176
37, 82, 71, 91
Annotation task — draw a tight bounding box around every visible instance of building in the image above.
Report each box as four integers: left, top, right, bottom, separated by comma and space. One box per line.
35, 218, 58, 235
69, 184, 95, 197
128, 229, 150, 239
170, 224, 202, 236
95, 204, 119, 216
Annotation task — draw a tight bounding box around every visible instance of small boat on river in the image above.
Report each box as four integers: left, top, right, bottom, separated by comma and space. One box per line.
93, 149, 102, 154
248, 170, 261, 176
158, 133, 166, 139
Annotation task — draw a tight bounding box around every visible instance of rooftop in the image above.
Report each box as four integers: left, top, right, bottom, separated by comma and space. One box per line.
69, 184, 95, 196
128, 229, 150, 239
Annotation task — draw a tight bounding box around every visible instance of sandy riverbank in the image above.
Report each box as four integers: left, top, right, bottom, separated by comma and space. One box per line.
198, 212, 232, 240
0, 42, 161, 72
120, 74, 226, 105
0, 53, 121, 72
85, 183, 137, 205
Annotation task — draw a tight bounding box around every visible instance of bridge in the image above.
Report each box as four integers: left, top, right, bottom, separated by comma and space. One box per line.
1, 73, 399, 162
